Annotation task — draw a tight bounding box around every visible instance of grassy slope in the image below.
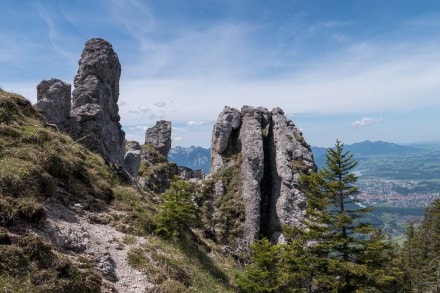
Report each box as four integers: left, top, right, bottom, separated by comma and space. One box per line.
0, 89, 239, 292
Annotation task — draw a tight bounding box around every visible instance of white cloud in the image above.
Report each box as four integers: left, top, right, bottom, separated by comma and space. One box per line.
127, 105, 165, 120
352, 117, 382, 127
187, 121, 208, 126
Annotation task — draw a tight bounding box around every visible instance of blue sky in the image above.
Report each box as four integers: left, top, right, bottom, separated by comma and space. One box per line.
1, 0, 440, 147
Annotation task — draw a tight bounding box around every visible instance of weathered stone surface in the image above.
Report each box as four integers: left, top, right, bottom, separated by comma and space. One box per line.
124, 141, 141, 178
268, 107, 316, 243
71, 38, 125, 165
239, 106, 270, 244
210, 106, 242, 173
34, 78, 71, 126
145, 120, 171, 158
209, 105, 316, 245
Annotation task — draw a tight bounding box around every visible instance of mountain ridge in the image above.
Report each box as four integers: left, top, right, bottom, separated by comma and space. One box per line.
169, 140, 428, 172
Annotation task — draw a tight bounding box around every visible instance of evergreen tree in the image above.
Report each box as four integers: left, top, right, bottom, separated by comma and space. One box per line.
299, 140, 403, 292
155, 177, 198, 237
237, 238, 286, 293
239, 140, 404, 292
402, 198, 440, 291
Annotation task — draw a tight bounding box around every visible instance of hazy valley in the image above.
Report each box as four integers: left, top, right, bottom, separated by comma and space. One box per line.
169, 140, 440, 239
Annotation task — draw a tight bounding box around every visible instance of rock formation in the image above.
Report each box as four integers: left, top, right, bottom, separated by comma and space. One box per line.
34, 38, 126, 166
34, 78, 71, 128
210, 106, 316, 244
124, 141, 141, 178
71, 38, 125, 166
145, 120, 172, 158
210, 106, 241, 172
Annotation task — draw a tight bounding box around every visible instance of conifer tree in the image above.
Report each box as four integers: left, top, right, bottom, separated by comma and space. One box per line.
239, 140, 404, 292
299, 139, 403, 292
237, 238, 286, 293
155, 178, 198, 237
402, 198, 440, 291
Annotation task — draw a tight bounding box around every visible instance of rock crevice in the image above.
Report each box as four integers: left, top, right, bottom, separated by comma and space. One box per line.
210, 105, 316, 244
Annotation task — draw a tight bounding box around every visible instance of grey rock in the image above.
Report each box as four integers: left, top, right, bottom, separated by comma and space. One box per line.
71, 38, 125, 165
178, 166, 204, 180
239, 106, 269, 244
210, 105, 316, 245
126, 140, 141, 151
268, 107, 316, 243
95, 253, 117, 282
210, 106, 242, 173
145, 120, 172, 158
124, 141, 141, 178
34, 78, 71, 126
124, 151, 141, 179
49, 226, 89, 252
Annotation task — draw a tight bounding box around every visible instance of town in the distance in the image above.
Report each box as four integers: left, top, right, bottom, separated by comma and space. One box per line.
169, 140, 440, 241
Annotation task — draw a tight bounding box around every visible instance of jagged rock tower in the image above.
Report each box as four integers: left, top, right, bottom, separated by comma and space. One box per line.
71, 38, 125, 165
211, 106, 316, 244
35, 38, 126, 166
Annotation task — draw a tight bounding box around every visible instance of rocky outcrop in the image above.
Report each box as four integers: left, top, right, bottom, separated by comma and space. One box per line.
210, 105, 316, 244
138, 144, 179, 194
145, 120, 172, 158
124, 141, 141, 178
71, 38, 125, 166
268, 107, 315, 242
178, 166, 204, 180
210, 107, 241, 173
34, 38, 125, 166
35, 78, 72, 128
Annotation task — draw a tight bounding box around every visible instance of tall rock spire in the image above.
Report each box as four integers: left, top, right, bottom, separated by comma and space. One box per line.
71, 38, 125, 165
210, 105, 316, 244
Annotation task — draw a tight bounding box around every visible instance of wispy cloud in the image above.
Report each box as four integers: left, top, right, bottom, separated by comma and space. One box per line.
127, 105, 165, 120
352, 117, 382, 127
187, 121, 208, 126
35, 3, 77, 61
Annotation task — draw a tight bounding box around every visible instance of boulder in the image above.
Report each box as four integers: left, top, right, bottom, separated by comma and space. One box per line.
124, 141, 141, 178
145, 120, 171, 158
34, 78, 71, 127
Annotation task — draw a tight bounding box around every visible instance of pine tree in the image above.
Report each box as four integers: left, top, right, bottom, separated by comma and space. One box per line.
299, 139, 403, 292
155, 177, 198, 237
402, 198, 440, 291
237, 238, 286, 293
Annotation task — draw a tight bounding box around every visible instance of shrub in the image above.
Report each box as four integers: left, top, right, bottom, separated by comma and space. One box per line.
155, 178, 198, 237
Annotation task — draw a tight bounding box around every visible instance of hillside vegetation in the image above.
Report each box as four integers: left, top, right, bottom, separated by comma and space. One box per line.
2, 88, 440, 292
0, 89, 239, 292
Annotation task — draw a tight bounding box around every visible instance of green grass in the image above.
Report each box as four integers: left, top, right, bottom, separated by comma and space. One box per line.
0, 89, 244, 292
0, 89, 124, 290
127, 235, 237, 292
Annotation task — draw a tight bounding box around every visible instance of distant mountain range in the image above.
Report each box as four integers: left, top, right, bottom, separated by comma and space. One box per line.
312, 140, 420, 168
168, 146, 211, 173
168, 140, 434, 173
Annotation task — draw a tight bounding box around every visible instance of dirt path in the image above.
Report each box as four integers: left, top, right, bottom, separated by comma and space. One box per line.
41, 201, 153, 293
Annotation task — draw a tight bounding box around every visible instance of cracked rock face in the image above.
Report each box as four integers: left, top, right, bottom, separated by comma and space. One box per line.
210, 105, 316, 244
210, 106, 242, 173
71, 38, 125, 165
145, 120, 172, 158
34, 38, 126, 166
35, 78, 72, 126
